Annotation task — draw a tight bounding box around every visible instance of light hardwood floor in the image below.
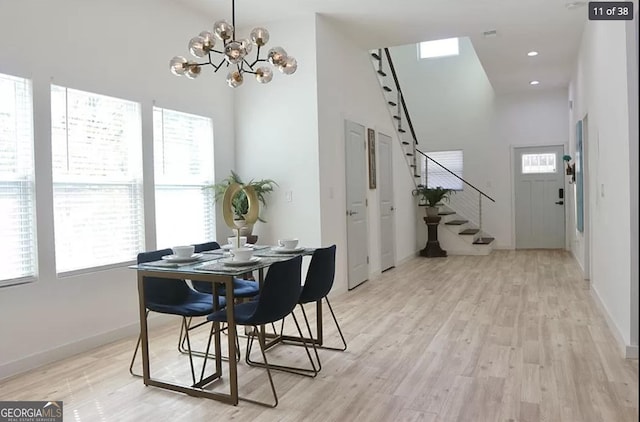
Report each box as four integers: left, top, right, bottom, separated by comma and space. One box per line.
0, 250, 637, 421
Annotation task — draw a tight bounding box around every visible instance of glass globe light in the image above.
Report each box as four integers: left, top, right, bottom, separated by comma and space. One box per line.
213, 20, 234, 40
225, 41, 246, 64
226, 71, 244, 88
169, 56, 188, 76
267, 47, 287, 66
240, 38, 253, 54
188, 36, 207, 57
250, 27, 270, 46
255, 67, 273, 84
199, 31, 216, 50
279, 56, 297, 75
185, 62, 201, 79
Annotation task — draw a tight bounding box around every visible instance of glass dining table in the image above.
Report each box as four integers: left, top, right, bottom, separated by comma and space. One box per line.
129, 245, 314, 405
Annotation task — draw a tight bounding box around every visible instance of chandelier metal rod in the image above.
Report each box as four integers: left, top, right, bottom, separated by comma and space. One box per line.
231, 0, 236, 40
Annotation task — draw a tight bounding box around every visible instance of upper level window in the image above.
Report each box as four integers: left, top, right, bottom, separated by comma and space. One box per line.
0, 73, 36, 286
419, 38, 460, 59
521, 153, 557, 174
421, 150, 464, 191
51, 86, 144, 274
153, 107, 215, 248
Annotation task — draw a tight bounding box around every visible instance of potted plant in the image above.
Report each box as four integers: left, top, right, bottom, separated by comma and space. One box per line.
206, 170, 278, 235
412, 185, 452, 217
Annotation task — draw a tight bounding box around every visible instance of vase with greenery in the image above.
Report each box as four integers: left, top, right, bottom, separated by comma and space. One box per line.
206, 170, 278, 235
412, 185, 452, 217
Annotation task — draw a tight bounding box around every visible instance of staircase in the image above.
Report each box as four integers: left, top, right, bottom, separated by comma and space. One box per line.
370, 48, 496, 255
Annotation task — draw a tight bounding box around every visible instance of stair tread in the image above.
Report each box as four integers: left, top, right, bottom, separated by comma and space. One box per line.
398, 128, 406, 133
377, 70, 387, 76
371, 52, 381, 60
383, 86, 392, 92
388, 101, 397, 106
438, 211, 455, 215
459, 228, 480, 235
473, 237, 495, 245
402, 141, 410, 145
445, 219, 468, 225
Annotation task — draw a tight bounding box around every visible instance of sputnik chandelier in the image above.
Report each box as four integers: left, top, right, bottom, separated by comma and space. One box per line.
169, 0, 297, 88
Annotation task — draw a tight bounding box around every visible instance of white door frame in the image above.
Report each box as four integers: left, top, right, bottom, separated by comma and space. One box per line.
378, 131, 395, 271
344, 120, 369, 289
510, 143, 567, 249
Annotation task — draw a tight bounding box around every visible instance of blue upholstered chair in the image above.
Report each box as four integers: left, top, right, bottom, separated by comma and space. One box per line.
206, 255, 316, 407
129, 248, 225, 384
191, 241, 260, 298
285, 245, 346, 371
176, 241, 260, 359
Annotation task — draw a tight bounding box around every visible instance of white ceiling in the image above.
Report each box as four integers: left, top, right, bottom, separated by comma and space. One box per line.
171, 0, 587, 94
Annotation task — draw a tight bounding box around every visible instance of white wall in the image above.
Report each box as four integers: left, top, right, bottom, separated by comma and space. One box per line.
494, 89, 570, 248
0, 0, 235, 378
569, 17, 635, 353
233, 15, 322, 250
315, 16, 419, 294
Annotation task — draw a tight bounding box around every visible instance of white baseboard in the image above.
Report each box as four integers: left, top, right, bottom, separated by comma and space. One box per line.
590, 284, 638, 359
0, 314, 175, 381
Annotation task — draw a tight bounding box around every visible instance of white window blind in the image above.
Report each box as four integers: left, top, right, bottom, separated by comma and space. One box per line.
153, 107, 215, 248
422, 150, 464, 191
51, 86, 144, 274
0, 73, 36, 285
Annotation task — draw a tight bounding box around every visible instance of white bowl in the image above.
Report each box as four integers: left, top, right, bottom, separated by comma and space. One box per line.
230, 247, 254, 262
172, 245, 195, 258
278, 238, 299, 249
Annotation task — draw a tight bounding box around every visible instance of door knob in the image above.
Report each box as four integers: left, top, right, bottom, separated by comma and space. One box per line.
555, 201, 564, 205
347, 210, 358, 216
390, 206, 395, 211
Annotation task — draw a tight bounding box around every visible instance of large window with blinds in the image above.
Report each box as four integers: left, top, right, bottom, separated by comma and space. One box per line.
153, 107, 215, 248
51, 86, 144, 274
421, 150, 464, 190
0, 73, 36, 285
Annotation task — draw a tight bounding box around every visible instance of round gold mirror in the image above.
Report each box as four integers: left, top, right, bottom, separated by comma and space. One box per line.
222, 182, 259, 230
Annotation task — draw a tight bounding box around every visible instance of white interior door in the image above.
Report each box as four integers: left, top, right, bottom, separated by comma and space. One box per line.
345, 120, 368, 289
514, 145, 565, 249
378, 132, 395, 271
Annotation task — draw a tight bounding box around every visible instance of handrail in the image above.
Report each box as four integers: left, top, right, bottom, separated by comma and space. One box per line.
383, 47, 495, 204
384, 48, 418, 146
416, 149, 495, 203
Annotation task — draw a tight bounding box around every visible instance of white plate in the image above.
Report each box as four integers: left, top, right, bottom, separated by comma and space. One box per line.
220, 257, 261, 266
161, 253, 203, 263
272, 246, 305, 253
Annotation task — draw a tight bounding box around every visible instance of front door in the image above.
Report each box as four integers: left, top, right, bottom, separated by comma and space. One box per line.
378, 132, 395, 271
344, 120, 368, 289
514, 145, 565, 249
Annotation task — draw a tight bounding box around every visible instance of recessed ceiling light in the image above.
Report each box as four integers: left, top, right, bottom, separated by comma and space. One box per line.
527, 51, 539, 57
530, 80, 540, 85
482, 30, 498, 38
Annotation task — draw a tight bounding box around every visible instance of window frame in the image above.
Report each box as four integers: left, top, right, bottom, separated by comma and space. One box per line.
152, 106, 216, 249
421, 149, 464, 191
50, 85, 145, 276
0, 72, 37, 287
